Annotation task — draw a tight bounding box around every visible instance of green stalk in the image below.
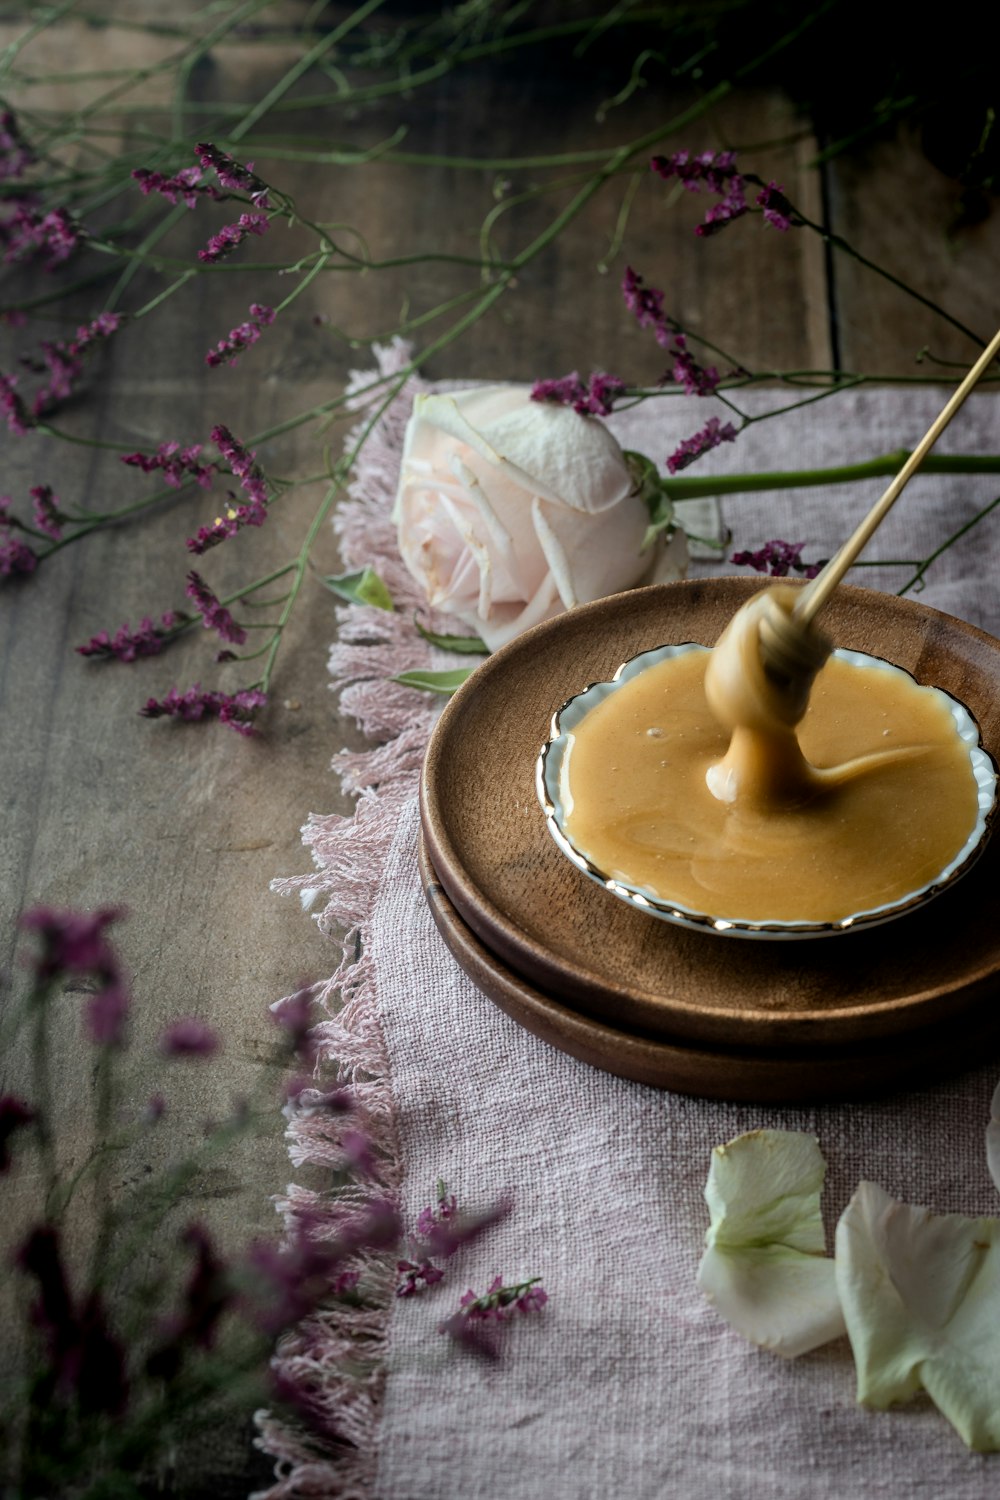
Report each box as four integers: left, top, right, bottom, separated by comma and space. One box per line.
666, 452, 1000, 502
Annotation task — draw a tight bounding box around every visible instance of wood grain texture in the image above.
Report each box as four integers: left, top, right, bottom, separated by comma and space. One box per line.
418, 834, 1000, 1105
826, 124, 1000, 374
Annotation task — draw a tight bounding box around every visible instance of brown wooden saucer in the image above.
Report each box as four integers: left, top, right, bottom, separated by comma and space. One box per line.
418, 833, 1000, 1103
419, 580, 1000, 1096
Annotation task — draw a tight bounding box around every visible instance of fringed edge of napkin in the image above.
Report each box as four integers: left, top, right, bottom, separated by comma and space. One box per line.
255, 342, 443, 1499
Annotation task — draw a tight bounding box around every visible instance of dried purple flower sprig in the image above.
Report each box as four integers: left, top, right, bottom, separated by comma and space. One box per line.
140, 684, 267, 736
186, 424, 270, 553
530, 370, 627, 416
205, 302, 275, 367
731, 539, 826, 579
2, 202, 81, 270
77, 612, 180, 662
2, 313, 122, 431
650, 149, 794, 238
185, 571, 247, 644
439, 1276, 548, 1361
132, 165, 216, 209
121, 441, 216, 489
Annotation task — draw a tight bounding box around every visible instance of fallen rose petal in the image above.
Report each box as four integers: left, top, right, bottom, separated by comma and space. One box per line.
835, 1180, 1000, 1450
697, 1129, 845, 1358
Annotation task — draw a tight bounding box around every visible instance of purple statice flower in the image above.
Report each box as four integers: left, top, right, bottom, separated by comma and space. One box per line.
30, 484, 64, 539
68, 311, 122, 353
16, 1225, 129, 1416
185, 570, 247, 645
197, 211, 269, 265
211, 425, 268, 509
2, 309, 28, 328
140, 684, 267, 736
695, 191, 749, 237
86, 983, 130, 1048
438, 1276, 547, 1360
669, 341, 720, 398
621, 267, 719, 396
246, 1201, 400, 1337
416, 1188, 458, 1240
159, 1017, 221, 1057
272, 984, 318, 1065
121, 440, 216, 490
341, 1128, 376, 1177
205, 302, 275, 368
146, 1224, 231, 1380
457, 1275, 548, 1322
76, 611, 177, 663
20, 905, 121, 978
666, 416, 738, 474
270, 1367, 345, 1448
284, 1077, 353, 1113
0, 534, 37, 576
650, 148, 741, 196
530, 369, 627, 416
186, 425, 269, 553
30, 341, 79, 415
131, 165, 214, 209
396, 1258, 445, 1297
0, 1095, 34, 1172
1, 372, 31, 435
19, 906, 129, 1045
731, 538, 825, 579
622, 265, 667, 336
756, 180, 793, 232
422, 1196, 511, 1261
650, 149, 748, 237
3, 204, 81, 269
0, 109, 34, 180
194, 143, 270, 204
29, 313, 121, 418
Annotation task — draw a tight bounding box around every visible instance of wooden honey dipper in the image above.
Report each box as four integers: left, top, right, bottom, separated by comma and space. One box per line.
758, 327, 1000, 689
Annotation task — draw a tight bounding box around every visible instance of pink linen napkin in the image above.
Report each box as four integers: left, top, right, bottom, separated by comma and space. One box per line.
260, 347, 1000, 1499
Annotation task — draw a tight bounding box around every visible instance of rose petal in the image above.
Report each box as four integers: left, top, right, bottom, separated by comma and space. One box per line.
407, 389, 634, 514
644, 526, 689, 584
697, 1129, 845, 1358
531, 490, 651, 610
835, 1181, 1000, 1450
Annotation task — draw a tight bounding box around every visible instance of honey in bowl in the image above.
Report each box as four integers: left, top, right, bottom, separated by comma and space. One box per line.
554, 588, 991, 928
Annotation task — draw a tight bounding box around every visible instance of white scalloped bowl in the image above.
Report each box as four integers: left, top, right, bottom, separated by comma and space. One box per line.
536, 642, 997, 940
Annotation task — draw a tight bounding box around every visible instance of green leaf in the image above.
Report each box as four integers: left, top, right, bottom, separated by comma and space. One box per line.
392, 667, 476, 695
414, 619, 489, 654
641, 492, 676, 552
320, 566, 395, 611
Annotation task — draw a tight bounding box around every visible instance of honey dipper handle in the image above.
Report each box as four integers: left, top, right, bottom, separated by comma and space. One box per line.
794, 326, 1000, 627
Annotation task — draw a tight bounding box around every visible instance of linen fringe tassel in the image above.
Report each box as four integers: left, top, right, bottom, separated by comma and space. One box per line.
254, 341, 444, 1498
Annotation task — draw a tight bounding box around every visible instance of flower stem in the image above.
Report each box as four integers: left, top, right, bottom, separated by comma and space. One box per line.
667, 452, 1000, 502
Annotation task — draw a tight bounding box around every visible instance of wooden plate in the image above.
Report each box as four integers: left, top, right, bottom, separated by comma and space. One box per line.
420, 580, 1000, 1058
419, 834, 1000, 1102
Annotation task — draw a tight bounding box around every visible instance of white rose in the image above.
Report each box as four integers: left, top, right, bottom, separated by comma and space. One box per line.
392, 385, 686, 650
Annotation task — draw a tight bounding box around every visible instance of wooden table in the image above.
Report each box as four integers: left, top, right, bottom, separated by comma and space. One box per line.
2, 5, 1000, 1493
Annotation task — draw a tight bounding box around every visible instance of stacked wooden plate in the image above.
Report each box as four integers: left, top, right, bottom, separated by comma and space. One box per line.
419, 580, 1000, 1103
